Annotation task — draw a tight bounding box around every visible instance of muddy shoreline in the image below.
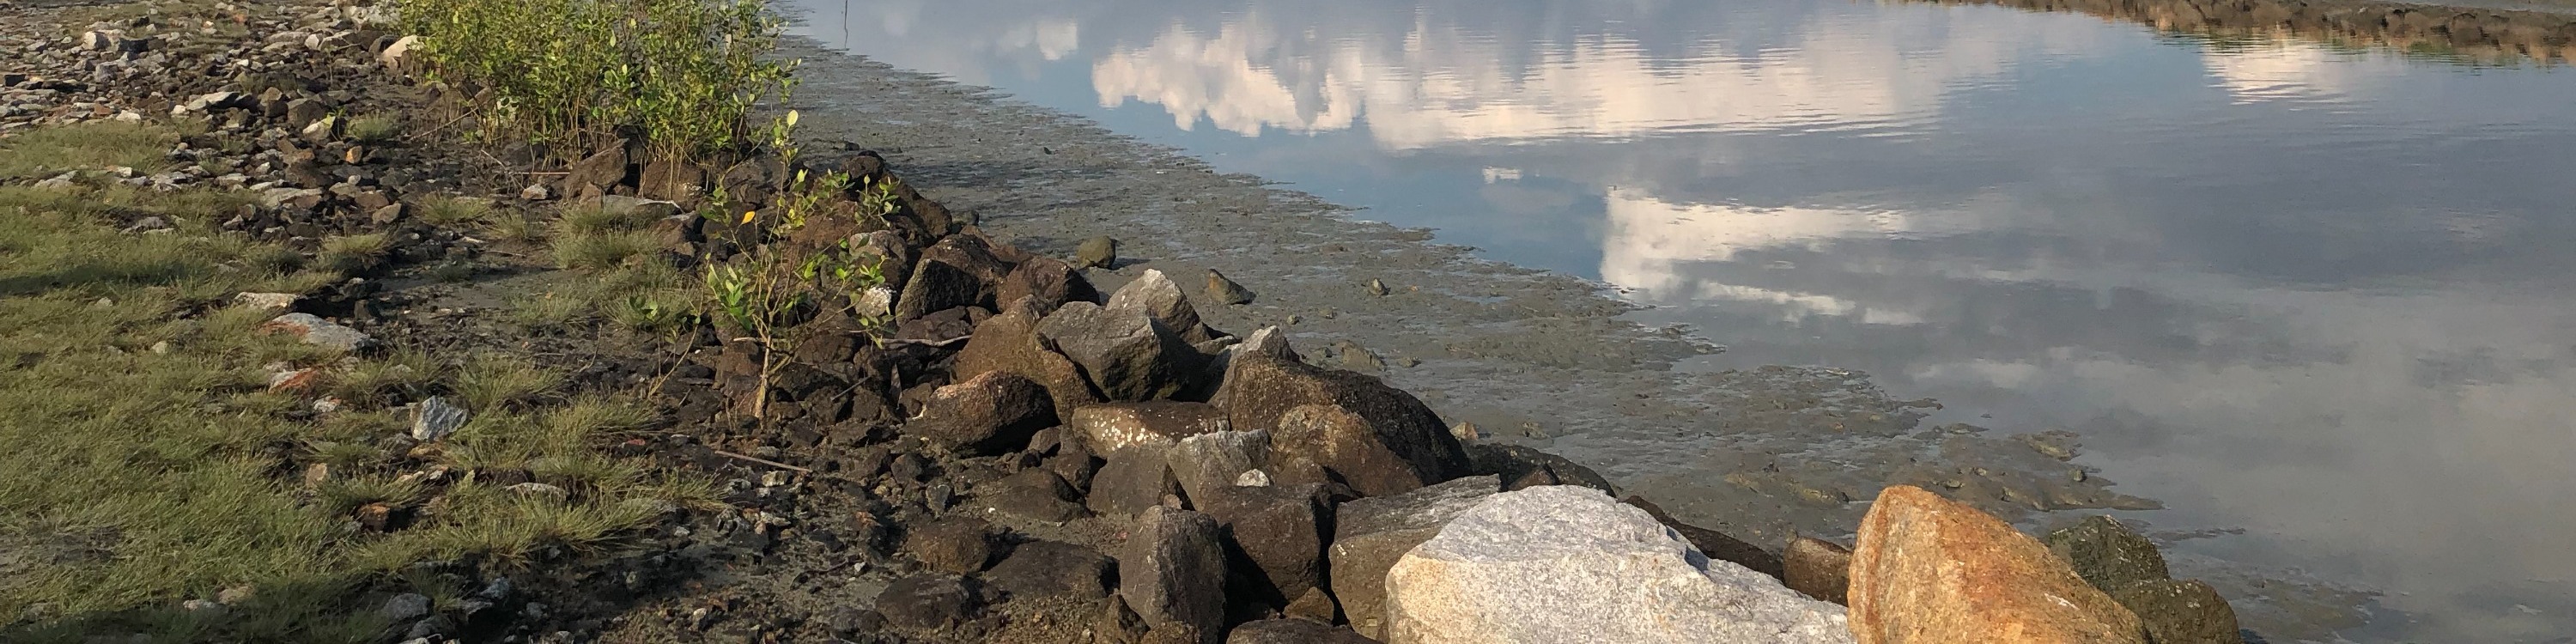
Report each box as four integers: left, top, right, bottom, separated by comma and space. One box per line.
769, 33, 2391, 641
1917, 0, 2576, 63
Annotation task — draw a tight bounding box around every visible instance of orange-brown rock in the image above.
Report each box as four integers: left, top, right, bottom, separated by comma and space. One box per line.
1849, 485, 2146, 644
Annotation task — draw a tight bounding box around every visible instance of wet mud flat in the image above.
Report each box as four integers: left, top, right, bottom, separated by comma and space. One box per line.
1919, 0, 2576, 62
775, 38, 2385, 641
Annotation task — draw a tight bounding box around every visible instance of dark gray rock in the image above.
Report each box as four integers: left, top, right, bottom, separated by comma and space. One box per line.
2046, 515, 2172, 593
1107, 269, 1218, 344
1621, 495, 1783, 580
1464, 443, 1616, 495
896, 234, 1012, 320
565, 144, 628, 193
1211, 351, 1467, 497
986, 540, 1115, 602
1121, 507, 1228, 644
904, 516, 1000, 574
1326, 475, 1499, 639
1225, 618, 1380, 644
1037, 301, 1203, 402
876, 574, 981, 629
1167, 429, 1269, 505
1088, 443, 1181, 518
1783, 537, 1852, 605
914, 371, 1056, 456
380, 592, 431, 623
2110, 579, 2244, 644
981, 468, 1088, 524
1196, 483, 1329, 605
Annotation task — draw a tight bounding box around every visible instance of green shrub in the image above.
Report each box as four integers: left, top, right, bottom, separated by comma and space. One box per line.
398, 0, 795, 162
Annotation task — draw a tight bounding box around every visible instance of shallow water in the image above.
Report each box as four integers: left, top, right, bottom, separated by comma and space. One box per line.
784, 0, 2576, 640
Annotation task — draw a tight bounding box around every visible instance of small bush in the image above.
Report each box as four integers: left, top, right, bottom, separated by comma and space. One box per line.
345, 115, 403, 144
417, 196, 495, 227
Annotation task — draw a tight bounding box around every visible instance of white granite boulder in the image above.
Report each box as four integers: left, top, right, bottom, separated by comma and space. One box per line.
1382, 485, 1855, 644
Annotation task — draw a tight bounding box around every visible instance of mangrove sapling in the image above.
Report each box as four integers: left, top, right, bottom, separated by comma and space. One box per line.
703, 260, 804, 419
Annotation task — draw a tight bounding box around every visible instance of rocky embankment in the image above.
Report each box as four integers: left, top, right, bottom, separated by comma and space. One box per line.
1922, 0, 2576, 61
0, 0, 2256, 641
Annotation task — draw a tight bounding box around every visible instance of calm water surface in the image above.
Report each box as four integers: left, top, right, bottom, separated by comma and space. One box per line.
786, 0, 2576, 640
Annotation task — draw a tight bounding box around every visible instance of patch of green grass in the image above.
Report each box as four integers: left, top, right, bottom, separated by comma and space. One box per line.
452, 354, 562, 413
508, 292, 590, 330
317, 233, 392, 274
343, 115, 403, 145
552, 229, 661, 270
416, 196, 495, 227
331, 349, 440, 409
0, 123, 702, 641
0, 121, 178, 179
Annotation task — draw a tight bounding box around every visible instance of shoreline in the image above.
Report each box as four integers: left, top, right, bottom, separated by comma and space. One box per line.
769, 32, 2385, 641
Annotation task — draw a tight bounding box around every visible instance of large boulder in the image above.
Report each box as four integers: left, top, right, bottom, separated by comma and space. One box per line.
1037, 301, 1205, 402
1194, 482, 1330, 605
1382, 486, 1853, 644
913, 371, 1055, 455
896, 234, 1013, 320
1212, 351, 1467, 496
1327, 475, 1499, 640
876, 574, 983, 629
997, 255, 1099, 315
952, 297, 1103, 415
1121, 507, 1229, 644
1070, 401, 1232, 452
986, 540, 1115, 602
1107, 269, 1218, 344
1849, 485, 2145, 644
1089, 443, 1182, 518
1271, 405, 1437, 498
1167, 429, 1271, 504
2045, 515, 2172, 593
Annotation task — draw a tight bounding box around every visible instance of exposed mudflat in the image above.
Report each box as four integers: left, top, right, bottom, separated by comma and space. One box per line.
778, 39, 2387, 641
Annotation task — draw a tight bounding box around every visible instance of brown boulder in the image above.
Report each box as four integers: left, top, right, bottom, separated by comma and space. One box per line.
913, 371, 1056, 456
895, 234, 1014, 320
1069, 401, 1232, 452
997, 255, 1099, 315
1212, 351, 1468, 496
1849, 485, 2146, 644
1784, 537, 1853, 605
952, 298, 1102, 416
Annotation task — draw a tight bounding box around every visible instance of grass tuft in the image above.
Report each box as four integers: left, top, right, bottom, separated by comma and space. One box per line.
452, 354, 562, 413
344, 115, 403, 145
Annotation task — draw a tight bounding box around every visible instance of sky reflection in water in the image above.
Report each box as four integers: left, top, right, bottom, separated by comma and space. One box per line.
787, 0, 2576, 639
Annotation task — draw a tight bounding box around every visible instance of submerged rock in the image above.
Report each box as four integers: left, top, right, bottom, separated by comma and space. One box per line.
1076, 235, 1119, 269
1383, 485, 1853, 644
1849, 485, 2144, 644
2045, 515, 2172, 593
